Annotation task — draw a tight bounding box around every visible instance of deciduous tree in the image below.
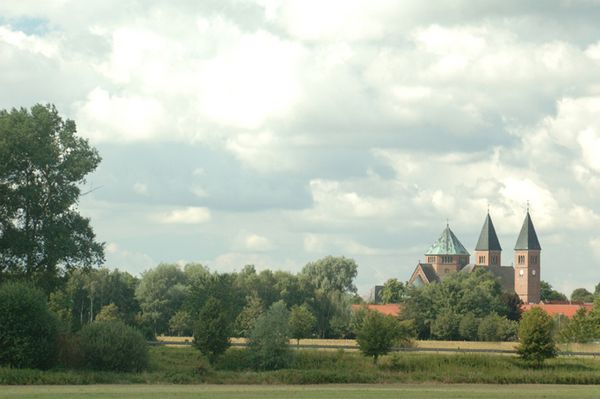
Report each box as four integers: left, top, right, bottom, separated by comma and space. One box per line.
357, 311, 413, 364
193, 297, 231, 364
0, 104, 104, 291
289, 304, 316, 346
517, 307, 557, 365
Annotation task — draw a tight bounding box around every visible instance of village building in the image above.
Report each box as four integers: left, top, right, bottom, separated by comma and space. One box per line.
407, 210, 541, 304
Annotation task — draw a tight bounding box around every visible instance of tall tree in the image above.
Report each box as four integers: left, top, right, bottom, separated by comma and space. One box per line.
380, 278, 407, 304
0, 105, 104, 291
301, 256, 358, 293
402, 269, 510, 339
193, 297, 231, 364
289, 304, 316, 346
135, 264, 187, 335
540, 281, 567, 302
570, 288, 595, 303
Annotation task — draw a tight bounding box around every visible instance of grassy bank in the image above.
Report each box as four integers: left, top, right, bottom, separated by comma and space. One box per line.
2, 346, 600, 385
2, 384, 600, 399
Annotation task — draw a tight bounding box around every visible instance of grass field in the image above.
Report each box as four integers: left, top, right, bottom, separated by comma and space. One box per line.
1, 384, 600, 399
157, 336, 600, 354
3, 346, 600, 385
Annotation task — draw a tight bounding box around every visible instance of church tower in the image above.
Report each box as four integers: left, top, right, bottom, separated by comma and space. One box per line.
424, 224, 470, 277
474, 212, 502, 266
514, 211, 542, 304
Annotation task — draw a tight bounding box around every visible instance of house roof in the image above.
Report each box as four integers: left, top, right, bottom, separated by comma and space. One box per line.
419, 263, 441, 283
515, 212, 541, 250
475, 213, 502, 251
425, 225, 470, 256
351, 304, 402, 317
522, 303, 593, 318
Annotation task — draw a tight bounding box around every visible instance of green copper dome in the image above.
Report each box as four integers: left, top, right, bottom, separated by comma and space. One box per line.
425, 225, 470, 256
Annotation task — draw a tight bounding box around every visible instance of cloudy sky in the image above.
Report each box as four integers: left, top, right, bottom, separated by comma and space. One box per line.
2, 1, 600, 296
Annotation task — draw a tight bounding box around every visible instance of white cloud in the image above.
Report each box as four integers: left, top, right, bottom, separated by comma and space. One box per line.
0, 26, 58, 57
103, 242, 155, 276
244, 234, 273, 252
4, 1, 600, 293
77, 88, 166, 142
133, 182, 148, 195
158, 207, 211, 224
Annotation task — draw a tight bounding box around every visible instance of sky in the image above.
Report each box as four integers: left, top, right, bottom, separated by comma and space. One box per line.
1, 1, 600, 297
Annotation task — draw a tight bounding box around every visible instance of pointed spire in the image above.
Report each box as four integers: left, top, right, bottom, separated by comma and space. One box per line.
425, 225, 470, 255
475, 213, 502, 251
514, 211, 541, 250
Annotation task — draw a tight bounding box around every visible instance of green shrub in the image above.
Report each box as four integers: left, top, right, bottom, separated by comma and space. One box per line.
458, 313, 479, 341
193, 297, 231, 364
356, 311, 414, 363
478, 313, 517, 341
248, 300, 292, 370
79, 320, 148, 371
0, 281, 58, 369
517, 307, 557, 365
430, 311, 460, 340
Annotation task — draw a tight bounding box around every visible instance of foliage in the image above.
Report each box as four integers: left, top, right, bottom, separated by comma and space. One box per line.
193, 297, 231, 364
356, 311, 414, 363
570, 288, 594, 303
233, 296, 264, 338
540, 281, 568, 302
477, 313, 518, 342
0, 281, 58, 369
95, 303, 120, 322
0, 104, 104, 292
301, 256, 358, 294
380, 278, 407, 304
78, 320, 148, 372
517, 307, 557, 365
289, 304, 317, 345
501, 292, 523, 321
557, 308, 595, 343
248, 300, 292, 370
430, 310, 460, 340
458, 313, 479, 341
50, 268, 139, 331
136, 263, 187, 335
402, 269, 510, 339
169, 310, 193, 337
185, 267, 244, 327
595, 282, 600, 297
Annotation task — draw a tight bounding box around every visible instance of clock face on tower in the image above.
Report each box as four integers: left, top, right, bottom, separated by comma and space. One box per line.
519, 269, 524, 276
532, 269, 536, 276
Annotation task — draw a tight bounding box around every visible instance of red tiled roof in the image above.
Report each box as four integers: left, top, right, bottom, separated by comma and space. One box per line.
351, 304, 402, 317
521, 303, 593, 318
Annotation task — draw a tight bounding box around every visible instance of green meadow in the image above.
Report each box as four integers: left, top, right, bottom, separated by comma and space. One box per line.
2, 346, 600, 386
1, 384, 600, 399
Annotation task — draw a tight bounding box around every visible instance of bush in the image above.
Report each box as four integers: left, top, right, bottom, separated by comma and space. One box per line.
357, 311, 414, 363
430, 311, 460, 340
458, 313, 479, 341
477, 313, 518, 341
248, 300, 292, 370
289, 304, 316, 345
517, 307, 557, 365
193, 297, 231, 364
79, 320, 148, 371
95, 303, 120, 322
0, 281, 58, 369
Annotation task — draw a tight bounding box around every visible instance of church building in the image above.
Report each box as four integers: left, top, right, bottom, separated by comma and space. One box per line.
408, 211, 542, 304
